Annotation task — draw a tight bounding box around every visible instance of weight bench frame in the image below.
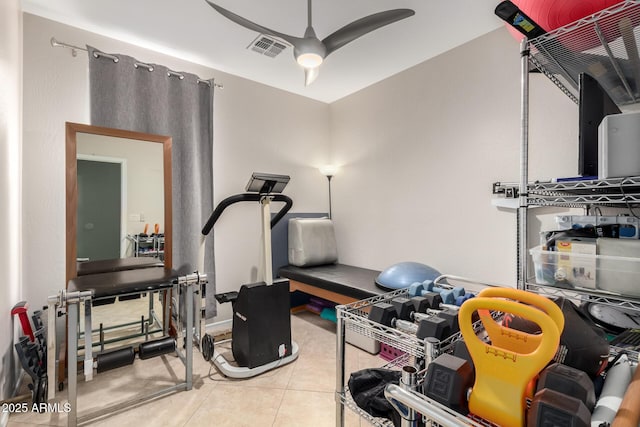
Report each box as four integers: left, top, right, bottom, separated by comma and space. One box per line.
47, 273, 204, 426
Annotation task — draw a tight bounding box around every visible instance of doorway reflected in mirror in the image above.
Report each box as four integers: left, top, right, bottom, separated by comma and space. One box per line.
76, 133, 164, 261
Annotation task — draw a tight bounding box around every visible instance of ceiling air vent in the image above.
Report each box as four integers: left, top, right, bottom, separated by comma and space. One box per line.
247, 34, 289, 58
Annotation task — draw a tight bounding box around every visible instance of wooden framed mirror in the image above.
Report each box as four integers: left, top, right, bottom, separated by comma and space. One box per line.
65, 122, 172, 282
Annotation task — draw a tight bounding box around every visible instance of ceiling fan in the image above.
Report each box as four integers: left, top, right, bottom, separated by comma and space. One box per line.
204, 0, 415, 86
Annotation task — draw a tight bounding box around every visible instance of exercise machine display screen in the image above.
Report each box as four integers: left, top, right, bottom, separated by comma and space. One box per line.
245, 172, 290, 194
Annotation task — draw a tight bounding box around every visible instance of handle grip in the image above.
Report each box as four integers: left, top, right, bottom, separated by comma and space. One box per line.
476, 287, 564, 354
201, 193, 293, 235
477, 287, 564, 332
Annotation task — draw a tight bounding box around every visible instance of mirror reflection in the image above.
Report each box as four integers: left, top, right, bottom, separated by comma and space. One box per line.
66, 122, 172, 282
76, 133, 165, 262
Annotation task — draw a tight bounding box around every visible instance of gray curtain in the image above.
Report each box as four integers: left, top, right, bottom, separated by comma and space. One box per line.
87, 46, 216, 318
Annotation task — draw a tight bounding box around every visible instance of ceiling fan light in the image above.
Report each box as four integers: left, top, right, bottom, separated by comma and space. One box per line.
296, 52, 323, 68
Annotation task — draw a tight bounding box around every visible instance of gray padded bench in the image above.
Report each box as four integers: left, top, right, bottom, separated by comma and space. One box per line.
280, 218, 384, 353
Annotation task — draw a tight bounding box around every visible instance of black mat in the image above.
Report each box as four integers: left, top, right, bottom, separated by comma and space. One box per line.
278, 263, 384, 301
77, 257, 163, 276
68, 267, 177, 300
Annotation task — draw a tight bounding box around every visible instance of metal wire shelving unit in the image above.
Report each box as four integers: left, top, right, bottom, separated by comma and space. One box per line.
518, 0, 640, 371
335, 277, 501, 426
516, 1, 640, 381
518, 0, 640, 286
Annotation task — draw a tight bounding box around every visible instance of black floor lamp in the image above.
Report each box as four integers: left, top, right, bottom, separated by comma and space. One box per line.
319, 165, 338, 219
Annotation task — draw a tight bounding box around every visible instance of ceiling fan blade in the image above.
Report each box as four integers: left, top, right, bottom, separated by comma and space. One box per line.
304, 67, 320, 86
322, 9, 415, 56
204, 1, 303, 47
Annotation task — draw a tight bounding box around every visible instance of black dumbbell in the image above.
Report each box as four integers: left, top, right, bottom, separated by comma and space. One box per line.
527, 388, 590, 427
391, 297, 418, 320
526, 363, 595, 427
415, 316, 451, 341
368, 302, 448, 340
394, 297, 459, 341
535, 363, 595, 411
393, 295, 458, 336
434, 308, 459, 334
422, 353, 474, 415
412, 308, 459, 337
419, 292, 443, 310
453, 340, 474, 375
366, 302, 420, 336
368, 303, 399, 327
390, 296, 437, 321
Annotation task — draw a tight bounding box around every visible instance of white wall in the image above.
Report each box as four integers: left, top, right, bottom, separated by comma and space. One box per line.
0, 0, 23, 406
22, 14, 331, 322
329, 28, 578, 286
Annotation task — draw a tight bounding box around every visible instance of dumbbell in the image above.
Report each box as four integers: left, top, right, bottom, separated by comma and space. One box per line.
413, 308, 459, 335
527, 389, 590, 427
369, 300, 456, 341
407, 283, 444, 308
392, 296, 461, 335
422, 353, 474, 415
535, 363, 595, 411
425, 281, 465, 305
394, 296, 461, 337
366, 302, 425, 337
455, 293, 475, 306
369, 302, 451, 341
527, 363, 595, 427
389, 296, 431, 320
408, 280, 465, 305
453, 340, 474, 374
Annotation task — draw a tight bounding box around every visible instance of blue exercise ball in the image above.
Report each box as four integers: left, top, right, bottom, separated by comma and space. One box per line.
375, 262, 441, 291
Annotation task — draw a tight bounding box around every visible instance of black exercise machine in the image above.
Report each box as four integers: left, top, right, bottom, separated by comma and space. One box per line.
199, 172, 300, 378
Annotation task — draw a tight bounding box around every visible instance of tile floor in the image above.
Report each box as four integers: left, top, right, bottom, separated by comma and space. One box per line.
7, 298, 387, 427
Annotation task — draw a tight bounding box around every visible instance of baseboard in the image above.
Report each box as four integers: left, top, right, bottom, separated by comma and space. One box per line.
205, 319, 231, 333
11, 371, 22, 400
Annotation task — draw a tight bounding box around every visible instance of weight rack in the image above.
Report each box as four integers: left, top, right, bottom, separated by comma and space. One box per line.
335, 275, 500, 426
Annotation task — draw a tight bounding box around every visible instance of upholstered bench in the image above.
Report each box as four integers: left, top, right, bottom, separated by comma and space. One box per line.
278, 218, 384, 353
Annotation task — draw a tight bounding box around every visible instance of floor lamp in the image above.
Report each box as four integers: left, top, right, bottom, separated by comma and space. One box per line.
319, 165, 338, 219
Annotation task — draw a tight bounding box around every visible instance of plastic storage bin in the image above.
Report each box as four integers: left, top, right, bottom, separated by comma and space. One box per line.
530, 245, 640, 297
555, 215, 639, 239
